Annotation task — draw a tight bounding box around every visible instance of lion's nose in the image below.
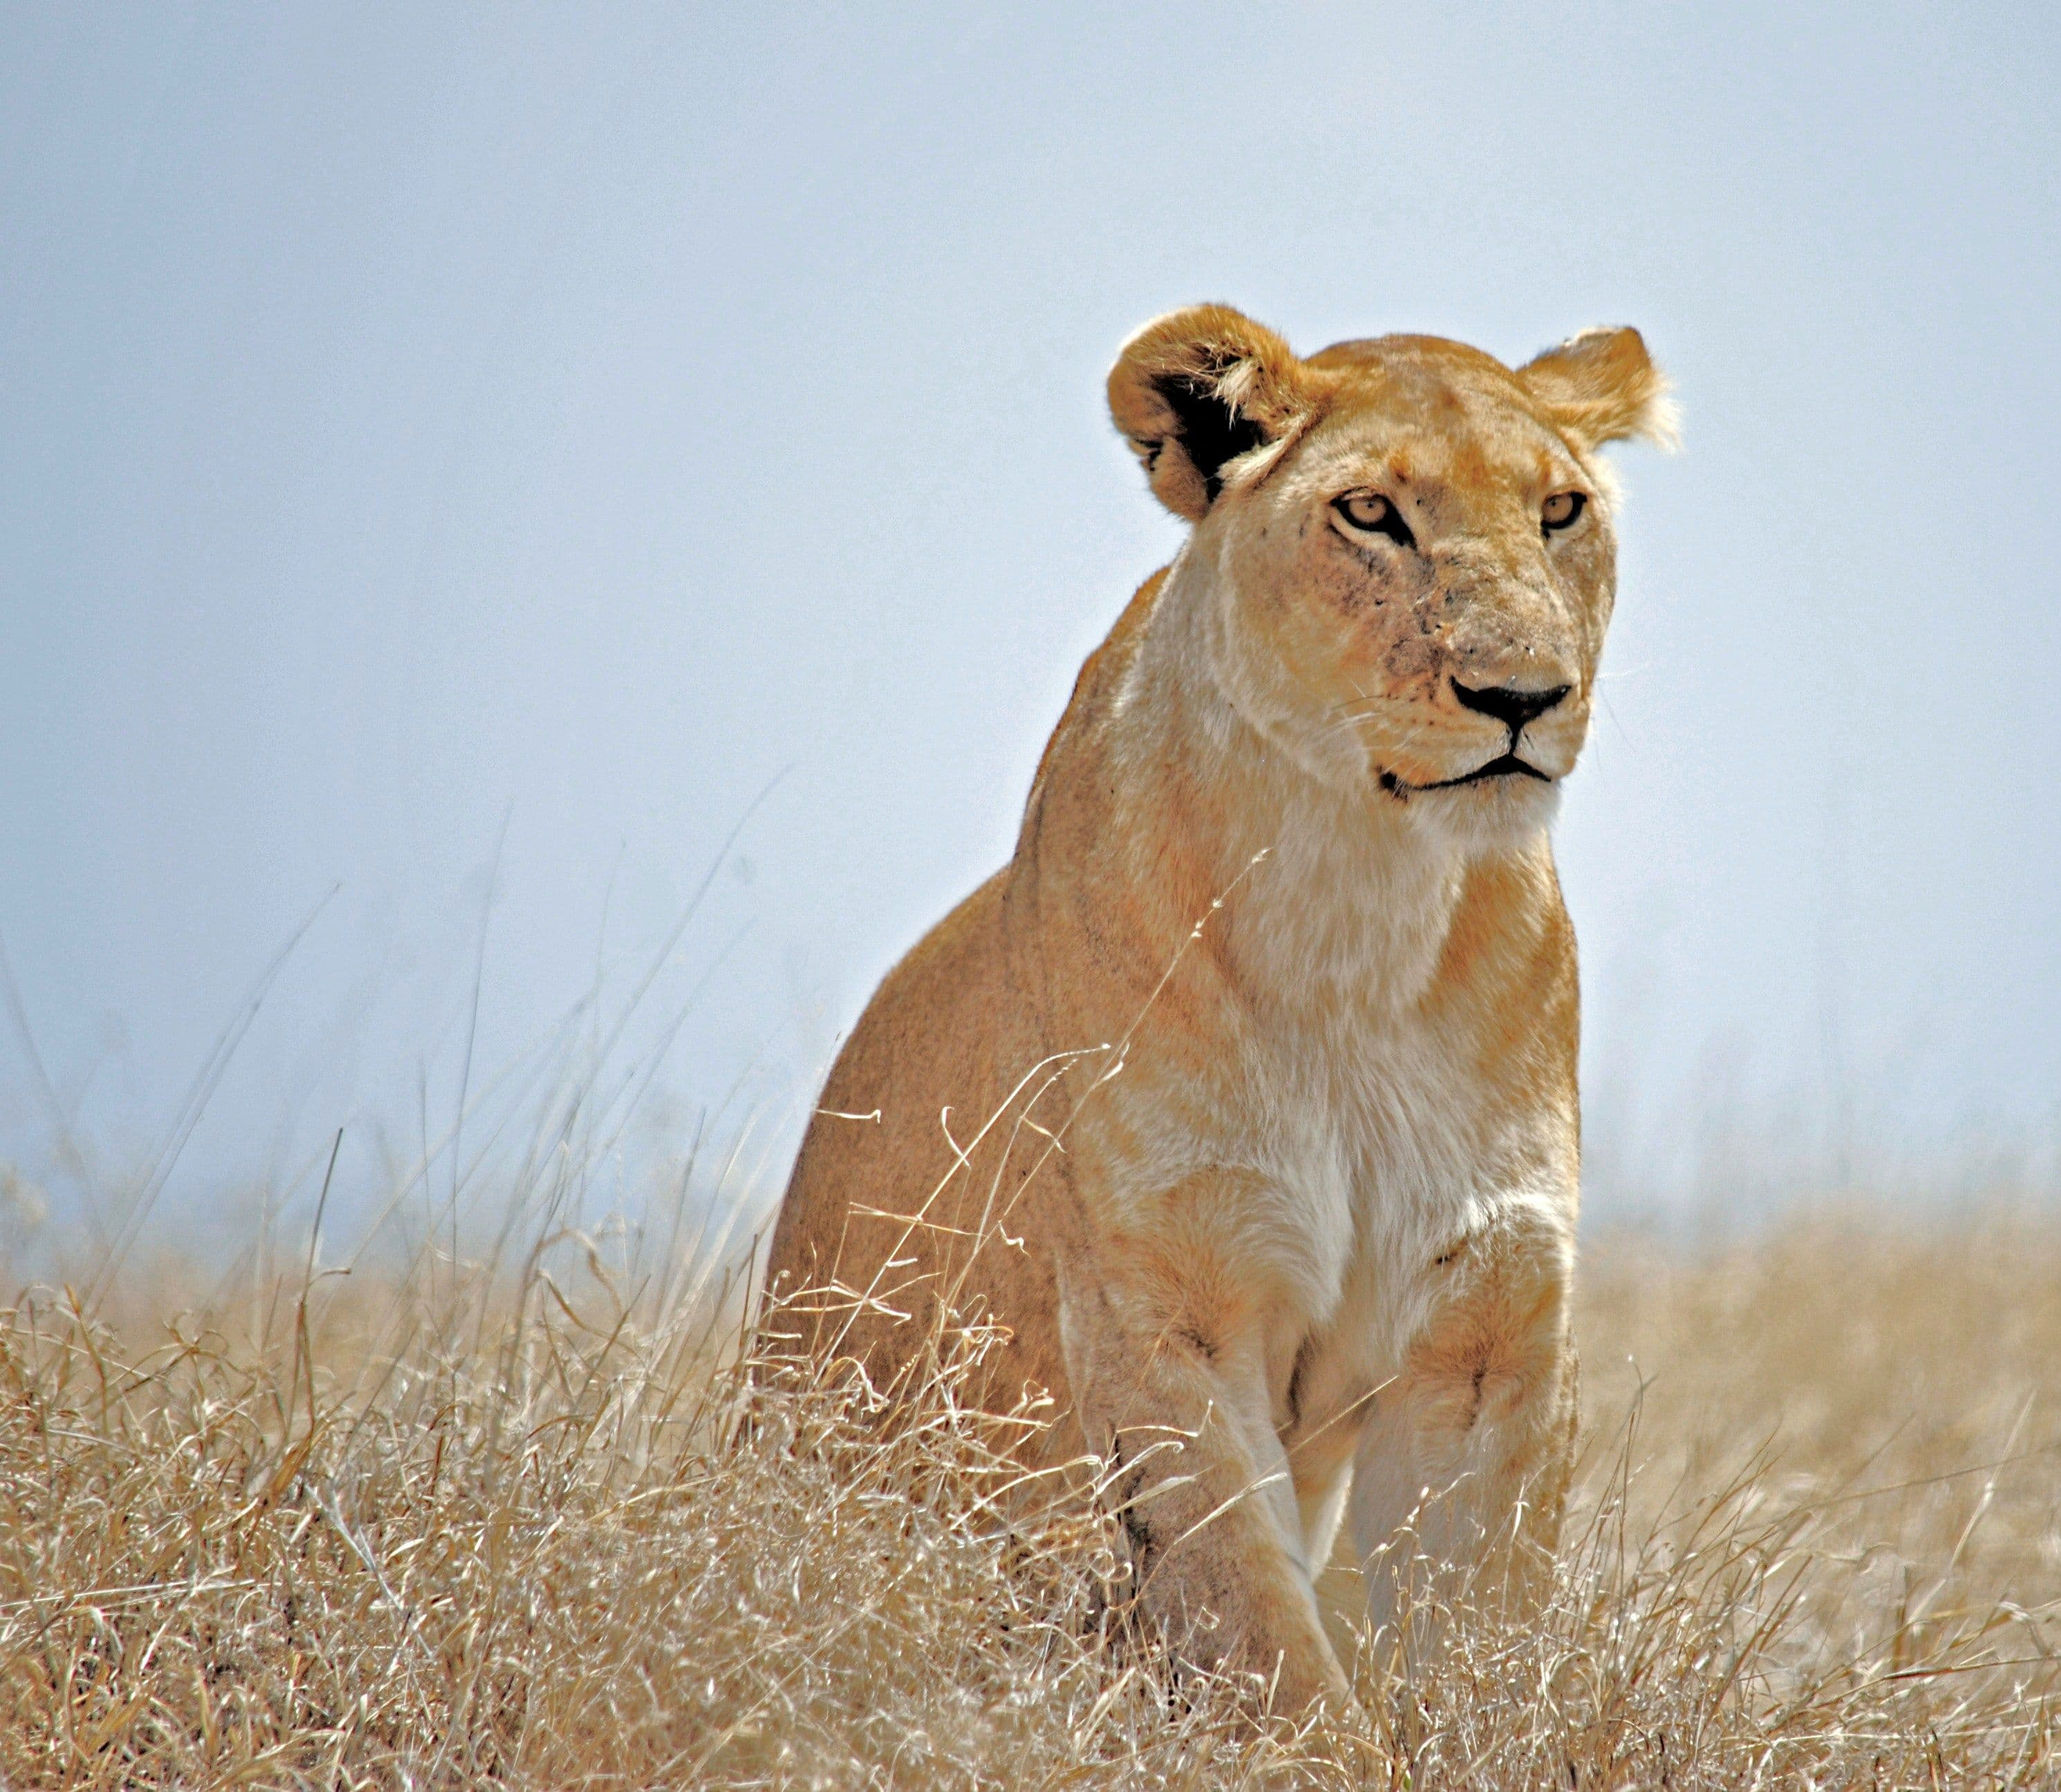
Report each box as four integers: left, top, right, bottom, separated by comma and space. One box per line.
1451, 679, 1570, 735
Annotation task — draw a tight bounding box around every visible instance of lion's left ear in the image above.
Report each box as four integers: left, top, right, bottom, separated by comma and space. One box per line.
1517, 327, 1678, 452
1107, 305, 1313, 521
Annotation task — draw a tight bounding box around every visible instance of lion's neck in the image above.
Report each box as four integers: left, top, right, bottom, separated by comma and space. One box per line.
1103, 566, 1482, 1020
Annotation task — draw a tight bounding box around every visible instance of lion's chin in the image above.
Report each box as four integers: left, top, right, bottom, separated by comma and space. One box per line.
1391, 769, 1564, 852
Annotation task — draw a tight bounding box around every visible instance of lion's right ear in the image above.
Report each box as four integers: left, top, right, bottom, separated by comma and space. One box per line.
1107, 306, 1311, 521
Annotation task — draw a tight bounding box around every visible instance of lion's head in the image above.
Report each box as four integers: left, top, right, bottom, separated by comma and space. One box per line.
1108, 305, 1672, 846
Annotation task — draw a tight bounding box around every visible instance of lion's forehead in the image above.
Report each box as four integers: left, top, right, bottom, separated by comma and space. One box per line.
1291, 378, 1577, 503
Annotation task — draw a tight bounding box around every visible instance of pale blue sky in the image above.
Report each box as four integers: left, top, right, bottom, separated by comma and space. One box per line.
3, 3, 2058, 1232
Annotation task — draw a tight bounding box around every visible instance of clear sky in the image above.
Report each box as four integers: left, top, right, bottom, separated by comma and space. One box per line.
3, 3, 2058, 1234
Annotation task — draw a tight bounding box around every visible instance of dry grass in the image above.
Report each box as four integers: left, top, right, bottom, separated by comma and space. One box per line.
2, 1196, 2058, 1789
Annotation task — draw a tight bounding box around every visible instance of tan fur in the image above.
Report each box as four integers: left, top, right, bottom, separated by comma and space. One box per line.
764, 306, 1671, 1710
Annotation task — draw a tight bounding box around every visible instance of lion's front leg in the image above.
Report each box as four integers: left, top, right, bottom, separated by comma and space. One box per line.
1347, 1212, 1577, 1656
1057, 1247, 1350, 1714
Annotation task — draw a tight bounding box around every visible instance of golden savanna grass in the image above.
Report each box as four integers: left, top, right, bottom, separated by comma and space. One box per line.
2, 1193, 2058, 1788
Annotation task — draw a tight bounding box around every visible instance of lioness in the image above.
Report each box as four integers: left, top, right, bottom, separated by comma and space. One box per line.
764, 305, 1671, 1710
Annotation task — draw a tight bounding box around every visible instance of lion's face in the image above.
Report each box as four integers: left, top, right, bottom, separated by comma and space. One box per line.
1109, 309, 1671, 844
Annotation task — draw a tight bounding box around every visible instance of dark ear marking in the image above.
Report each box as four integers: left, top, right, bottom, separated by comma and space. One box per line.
1107, 306, 1307, 520
1152, 371, 1271, 503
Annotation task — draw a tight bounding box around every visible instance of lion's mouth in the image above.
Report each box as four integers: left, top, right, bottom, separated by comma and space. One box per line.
1379, 754, 1555, 796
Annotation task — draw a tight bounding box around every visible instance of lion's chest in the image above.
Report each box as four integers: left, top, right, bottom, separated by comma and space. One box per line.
1101, 998, 1534, 1357
1233, 1013, 1503, 1339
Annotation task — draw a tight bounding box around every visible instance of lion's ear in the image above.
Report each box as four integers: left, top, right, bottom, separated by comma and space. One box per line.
1107, 306, 1311, 520
1517, 327, 1678, 452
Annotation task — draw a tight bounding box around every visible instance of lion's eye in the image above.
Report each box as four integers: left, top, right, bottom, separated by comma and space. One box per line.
1332, 491, 1416, 549
1541, 491, 1588, 535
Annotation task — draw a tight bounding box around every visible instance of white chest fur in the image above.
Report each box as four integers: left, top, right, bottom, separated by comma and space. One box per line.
1097, 794, 1574, 1383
